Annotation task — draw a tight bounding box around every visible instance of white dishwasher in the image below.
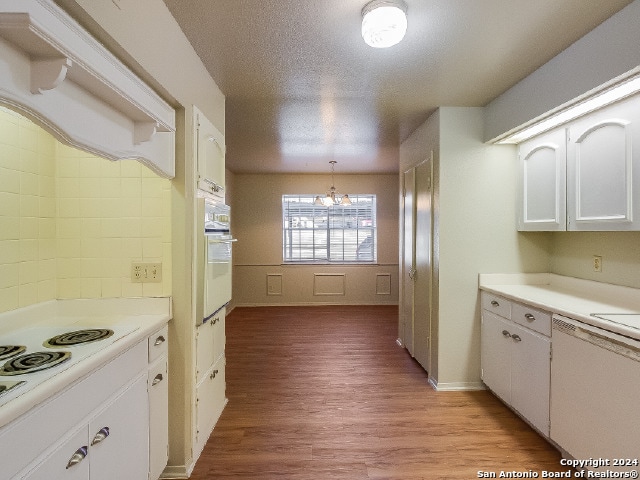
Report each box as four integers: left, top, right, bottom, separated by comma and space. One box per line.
550, 315, 640, 469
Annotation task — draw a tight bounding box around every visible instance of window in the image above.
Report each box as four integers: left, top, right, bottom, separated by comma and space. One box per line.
282, 194, 377, 263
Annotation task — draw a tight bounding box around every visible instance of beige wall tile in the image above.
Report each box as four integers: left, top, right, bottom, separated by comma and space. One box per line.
1, 108, 172, 313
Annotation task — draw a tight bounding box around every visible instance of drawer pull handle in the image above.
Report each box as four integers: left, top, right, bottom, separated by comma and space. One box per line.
91, 427, 110, 446
212, 317, 219, 325
491, 300, 500, 307
524, 313, 535, 321
152, 373, 164, 386
210, 369, 219, 380
512, 334, 522, 342
66, 446, 88, 469
154, 335, 166, 346
502, 330, 511, 338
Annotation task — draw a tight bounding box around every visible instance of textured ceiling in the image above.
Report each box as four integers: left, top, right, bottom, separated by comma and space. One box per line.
162, 0, 633, 174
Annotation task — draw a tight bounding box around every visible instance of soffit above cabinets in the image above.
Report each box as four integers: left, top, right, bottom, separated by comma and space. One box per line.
0, 0, 175, 178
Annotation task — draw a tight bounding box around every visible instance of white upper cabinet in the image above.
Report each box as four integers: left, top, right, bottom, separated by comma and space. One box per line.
194, 106, 225, 198
518, 127, 567, 231
517, 93, 640, 231
567, 95, 640, 230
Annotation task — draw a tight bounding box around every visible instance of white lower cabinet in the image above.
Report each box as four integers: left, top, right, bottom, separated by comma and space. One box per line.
148, 357, 168, 480
194, 308, 226, 459
23, 428, 89, 480
90, 375, 149, 480
2, 325, 169, 480
147, 326, 169, 480
23, 374, 149, 480
195, 356, 226, 455
481, 293, 551, 436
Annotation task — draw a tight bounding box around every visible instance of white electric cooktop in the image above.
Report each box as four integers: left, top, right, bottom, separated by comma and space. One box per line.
591, 313, 640, 337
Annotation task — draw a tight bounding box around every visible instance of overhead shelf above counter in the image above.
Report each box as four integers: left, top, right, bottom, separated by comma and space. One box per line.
0, 0, 176, 178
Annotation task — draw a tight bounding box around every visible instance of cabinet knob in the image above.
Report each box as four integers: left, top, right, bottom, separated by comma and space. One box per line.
524, 313, 535, 321
66, 446, 88, 469
154, 335, 166, 346
502, 330, 511, 338
152, 373, 164, 386
491, 300, 500, 307
211, 317, 219, 325
512, 334, 522, 342
210, 369, 219, 380
91, 427, 110, 446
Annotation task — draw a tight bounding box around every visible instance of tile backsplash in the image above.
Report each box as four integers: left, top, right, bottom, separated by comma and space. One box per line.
0, 107, 171, 314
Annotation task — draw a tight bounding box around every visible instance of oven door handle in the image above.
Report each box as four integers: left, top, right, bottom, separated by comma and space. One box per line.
207, 238, 238, 244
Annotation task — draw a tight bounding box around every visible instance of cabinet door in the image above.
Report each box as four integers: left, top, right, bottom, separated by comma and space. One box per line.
194, 357, 226, 458
89, 374, 149, 480
194, 106, 225, 197
148, 357, 168, 480
517, 127, 566, 231
196, 319, 215, 383
22, 427, 89, 480
212, 309, 226, 365
196, 308, 226, 383
567, 95, 640, 230
510, 324, 550, 436
480, 311, 512, 403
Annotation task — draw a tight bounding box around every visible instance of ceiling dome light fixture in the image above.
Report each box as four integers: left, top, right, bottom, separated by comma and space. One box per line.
361, 0, 408, 49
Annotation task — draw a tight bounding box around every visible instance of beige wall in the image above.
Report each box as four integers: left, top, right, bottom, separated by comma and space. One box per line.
436, 107, 551, 388
484, 1, 640, 141
0, 107, 171, 314
550, 232, 640, 288
399, 107, 553, 389
231, 173, 399, 306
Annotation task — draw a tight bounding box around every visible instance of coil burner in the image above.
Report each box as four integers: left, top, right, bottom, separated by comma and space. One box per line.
43, 329, 114, 348
0, 380, 25, 397
0, 351, 71, 375
0, 345, 26, 361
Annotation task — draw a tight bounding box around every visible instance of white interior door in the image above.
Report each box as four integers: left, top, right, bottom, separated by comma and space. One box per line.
402, 168, 416, 356
413, 158, 432, 371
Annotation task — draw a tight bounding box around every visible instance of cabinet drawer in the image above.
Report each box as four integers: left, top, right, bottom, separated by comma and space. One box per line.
148, 324, 168, 363
481, 292, 511, 319
512, 302, 551, 337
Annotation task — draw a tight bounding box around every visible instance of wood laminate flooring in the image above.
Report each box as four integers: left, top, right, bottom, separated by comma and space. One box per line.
189, 305, 565, 479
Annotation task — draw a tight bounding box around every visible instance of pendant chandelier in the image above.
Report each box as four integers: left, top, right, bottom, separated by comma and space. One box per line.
314, 161, 352, 207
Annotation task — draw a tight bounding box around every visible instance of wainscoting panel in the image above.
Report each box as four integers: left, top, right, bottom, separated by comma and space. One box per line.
266, 274, 282, 295
313, 273, 345, 296
376, 273, 392, 295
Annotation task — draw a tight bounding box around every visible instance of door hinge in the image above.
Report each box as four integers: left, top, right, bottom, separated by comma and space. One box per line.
550, 344, 553, 361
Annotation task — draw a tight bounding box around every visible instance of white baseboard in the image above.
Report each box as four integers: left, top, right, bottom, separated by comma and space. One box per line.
429, 379, 486, 391
233, 301, 399, 307
160, 461, 194, 480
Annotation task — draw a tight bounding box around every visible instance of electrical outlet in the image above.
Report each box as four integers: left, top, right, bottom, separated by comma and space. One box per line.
131, 262, 162, 283
593, 255, 602, 272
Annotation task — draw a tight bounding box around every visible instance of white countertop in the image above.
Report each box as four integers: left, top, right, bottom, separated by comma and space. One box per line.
0, 297, 172, 428
479, 273, 640, 340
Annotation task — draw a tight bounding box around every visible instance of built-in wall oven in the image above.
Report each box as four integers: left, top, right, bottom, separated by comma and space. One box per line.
196, 198, 236, 324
